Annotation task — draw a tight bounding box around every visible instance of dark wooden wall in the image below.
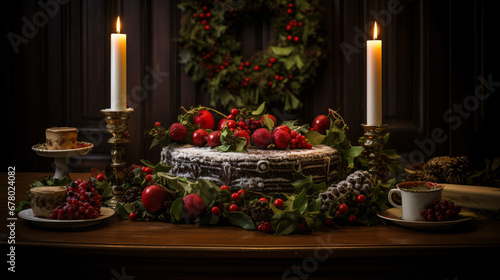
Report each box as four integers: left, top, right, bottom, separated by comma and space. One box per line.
5, 0, 499, 173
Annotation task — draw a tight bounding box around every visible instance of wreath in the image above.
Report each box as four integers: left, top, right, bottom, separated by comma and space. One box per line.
177, 0, 326, 111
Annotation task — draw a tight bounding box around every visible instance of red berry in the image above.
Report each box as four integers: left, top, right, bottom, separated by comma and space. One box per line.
142, 166, 153, 174
259, 197, 268, 202
96, 174, 105, 181
254, 65, 260, 71
207, 130, 222, 148
237, 189, 246, 195
229, 204, 239, 212
191, 129, 208, 146
220, 185, 229, 190
155, 121, 161, 127
227, 120, 237, 129
129, 212, 138, 221
231, 108, 239, 116
211, 206, 221, 216
261, 222, 272, 232
146, 174, 153, 182
274, 198, 284, 208
325, 219, 335, 227
296, 223, 307, 233
348, 215, 358, 224
204, 25, 210, 30
338, 204, 348, 214
231, 193, 241, 202
356, 195, 366, 204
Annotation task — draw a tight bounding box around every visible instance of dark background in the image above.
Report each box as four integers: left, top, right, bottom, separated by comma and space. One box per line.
4, 0, 499, 174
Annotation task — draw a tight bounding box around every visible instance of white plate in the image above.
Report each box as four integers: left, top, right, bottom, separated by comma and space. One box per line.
18, 207, 115, 229
377, 208, 474, 229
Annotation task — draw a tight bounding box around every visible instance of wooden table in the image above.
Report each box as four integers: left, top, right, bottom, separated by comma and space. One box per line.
2, 172, 499, 279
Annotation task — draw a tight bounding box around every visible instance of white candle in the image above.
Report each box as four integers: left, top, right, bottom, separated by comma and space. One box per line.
366, 22, 382, 126
110, 17, 127, 111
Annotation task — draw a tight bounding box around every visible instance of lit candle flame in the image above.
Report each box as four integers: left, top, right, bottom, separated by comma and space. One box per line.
116, 17, 121, 33
373, 21, 378, 40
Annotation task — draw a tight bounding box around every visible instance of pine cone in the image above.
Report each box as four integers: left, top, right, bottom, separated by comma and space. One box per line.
319, 170, 372, 216
405, 156, 470, 184
442, 156, 470, 184
423, 156, 451, 182
120, 187, 142, 203
122, 168, 135, 184
250, 201, 274, 226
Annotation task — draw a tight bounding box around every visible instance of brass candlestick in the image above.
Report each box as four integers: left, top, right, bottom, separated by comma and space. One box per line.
360, 124, 388, 180
101, 108, 134, 207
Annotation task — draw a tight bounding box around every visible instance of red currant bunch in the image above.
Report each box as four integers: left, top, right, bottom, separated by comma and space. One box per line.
421, 199, 462, 222
290, 131, 312, 149
48, 179, 103, 220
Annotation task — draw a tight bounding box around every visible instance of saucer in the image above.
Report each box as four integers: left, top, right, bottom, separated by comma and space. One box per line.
18, 207, 115, 229
377, 208, 474, 229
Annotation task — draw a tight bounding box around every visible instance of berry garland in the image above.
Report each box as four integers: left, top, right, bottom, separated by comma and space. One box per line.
177, 0, 326, 111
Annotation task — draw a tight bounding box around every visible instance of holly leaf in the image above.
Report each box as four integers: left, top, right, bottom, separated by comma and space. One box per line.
292, 189, 308, 214
225, 211, 256, 230
170, 197, 184, 222
345, 146, 364, 169
274, 219, 297, 236
305, 130, 326, 146
271, 46, 294, 56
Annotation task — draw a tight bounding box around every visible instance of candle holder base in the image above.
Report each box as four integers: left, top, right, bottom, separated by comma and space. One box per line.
359, 124, 388, 181
101, 108, 134, 208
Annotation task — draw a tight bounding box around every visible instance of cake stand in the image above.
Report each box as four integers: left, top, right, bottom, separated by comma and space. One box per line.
32, 142, 94, 179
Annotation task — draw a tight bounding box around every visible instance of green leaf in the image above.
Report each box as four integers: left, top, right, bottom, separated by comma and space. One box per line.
305, 130, 326, 146
225, 211, 256, 230
308, 197, 322, 212
262, 114, 275, 131
252, 102, 266, 116
274, 219, 297, 236
345, 146, 364, 168
114, 202, 131, 219
294, 54, 304, 69
271, 46, 294, 56
291, 175, 312, 193
170, 198, 184, 222
292, 189, 308, 214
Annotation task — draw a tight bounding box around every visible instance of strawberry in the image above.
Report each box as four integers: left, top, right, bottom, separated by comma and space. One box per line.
251, 128, 272, 148
234, 128, 250, 146
169, 123, 187, 141
273, 129, 290, 149
183, 193, 206, 220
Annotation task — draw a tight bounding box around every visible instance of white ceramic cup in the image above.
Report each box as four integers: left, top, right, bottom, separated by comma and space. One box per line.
388, 182, 444, 221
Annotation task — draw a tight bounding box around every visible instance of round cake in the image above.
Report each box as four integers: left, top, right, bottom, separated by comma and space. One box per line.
30, 186, 67, 218
161, 144, 341, 193
46, 127, 78, 150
